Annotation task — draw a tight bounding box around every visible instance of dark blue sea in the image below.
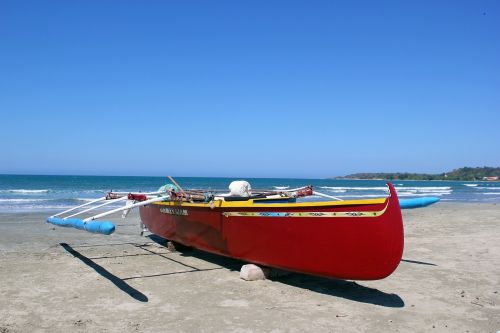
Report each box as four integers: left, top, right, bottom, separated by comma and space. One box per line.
1, 174, 499, 212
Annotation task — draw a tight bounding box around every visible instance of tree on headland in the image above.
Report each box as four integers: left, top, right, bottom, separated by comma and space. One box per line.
337, 167, 500, 181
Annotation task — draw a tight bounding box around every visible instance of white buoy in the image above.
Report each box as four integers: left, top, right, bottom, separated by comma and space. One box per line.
229, 181, 252, 197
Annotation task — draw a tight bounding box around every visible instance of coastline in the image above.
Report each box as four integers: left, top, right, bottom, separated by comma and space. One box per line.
333, 178, 499, 183
2, 175, 500, 213
1, 203, 499, 332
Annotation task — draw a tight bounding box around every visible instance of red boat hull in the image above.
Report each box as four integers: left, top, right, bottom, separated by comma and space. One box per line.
139, 183, 404, 280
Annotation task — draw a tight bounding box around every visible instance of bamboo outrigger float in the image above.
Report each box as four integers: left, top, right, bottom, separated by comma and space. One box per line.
47, 178, 439, 280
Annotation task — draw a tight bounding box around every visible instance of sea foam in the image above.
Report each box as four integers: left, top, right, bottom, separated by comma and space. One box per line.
0, 189, 50, 194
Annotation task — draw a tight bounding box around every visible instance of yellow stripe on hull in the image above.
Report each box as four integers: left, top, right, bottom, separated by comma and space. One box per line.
222, 207, 387, 218
153, 197, 387, 209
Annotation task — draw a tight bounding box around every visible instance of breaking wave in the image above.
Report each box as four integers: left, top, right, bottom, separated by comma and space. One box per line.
0, 189, 50, 194
0, 198, 94, 203
396, 192, 450, 197
0, 198, 49, 203
320, 186, 387, 191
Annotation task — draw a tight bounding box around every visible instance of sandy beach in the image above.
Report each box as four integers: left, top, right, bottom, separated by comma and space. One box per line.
0, 203, 499, 332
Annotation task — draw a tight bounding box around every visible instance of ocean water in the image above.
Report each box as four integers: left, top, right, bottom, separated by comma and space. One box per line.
0, 174, 499, 213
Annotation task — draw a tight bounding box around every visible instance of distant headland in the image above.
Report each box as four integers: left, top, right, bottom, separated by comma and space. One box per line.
336, 167, 500, 181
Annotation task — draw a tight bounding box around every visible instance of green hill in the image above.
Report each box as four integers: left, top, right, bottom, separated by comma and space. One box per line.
338, 167, 500, 181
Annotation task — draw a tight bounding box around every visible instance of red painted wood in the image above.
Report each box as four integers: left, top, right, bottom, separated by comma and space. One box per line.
139, 183, 404, 280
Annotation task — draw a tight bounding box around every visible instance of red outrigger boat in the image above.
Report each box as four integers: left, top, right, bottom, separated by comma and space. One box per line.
138, 182, 403, 280
48, 180, 408, 280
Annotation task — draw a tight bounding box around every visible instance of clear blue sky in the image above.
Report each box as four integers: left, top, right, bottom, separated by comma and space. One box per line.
1, 1, 499, 178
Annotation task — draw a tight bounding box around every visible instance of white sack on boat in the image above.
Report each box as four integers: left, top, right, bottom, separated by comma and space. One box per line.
229, 181, 252, 197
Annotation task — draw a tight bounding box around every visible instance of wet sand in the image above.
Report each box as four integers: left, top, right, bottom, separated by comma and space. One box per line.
0, 203, 499, 332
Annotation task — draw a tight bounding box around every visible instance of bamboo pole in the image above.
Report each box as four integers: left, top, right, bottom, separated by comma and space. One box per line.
313, 191, 343, 201
168, 176, 186, 195
52, 196, 107, 217
65, 196, 129, 218
84, 195, 170, 222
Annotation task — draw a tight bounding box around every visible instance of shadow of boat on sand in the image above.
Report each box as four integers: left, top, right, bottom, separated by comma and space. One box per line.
275, 273, 404, 308
148, 235, 404, 308
60, 242, 149, 303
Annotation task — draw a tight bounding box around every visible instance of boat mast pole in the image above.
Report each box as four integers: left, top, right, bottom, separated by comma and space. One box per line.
312, 191, 343, 201
168, 176, 188, 197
